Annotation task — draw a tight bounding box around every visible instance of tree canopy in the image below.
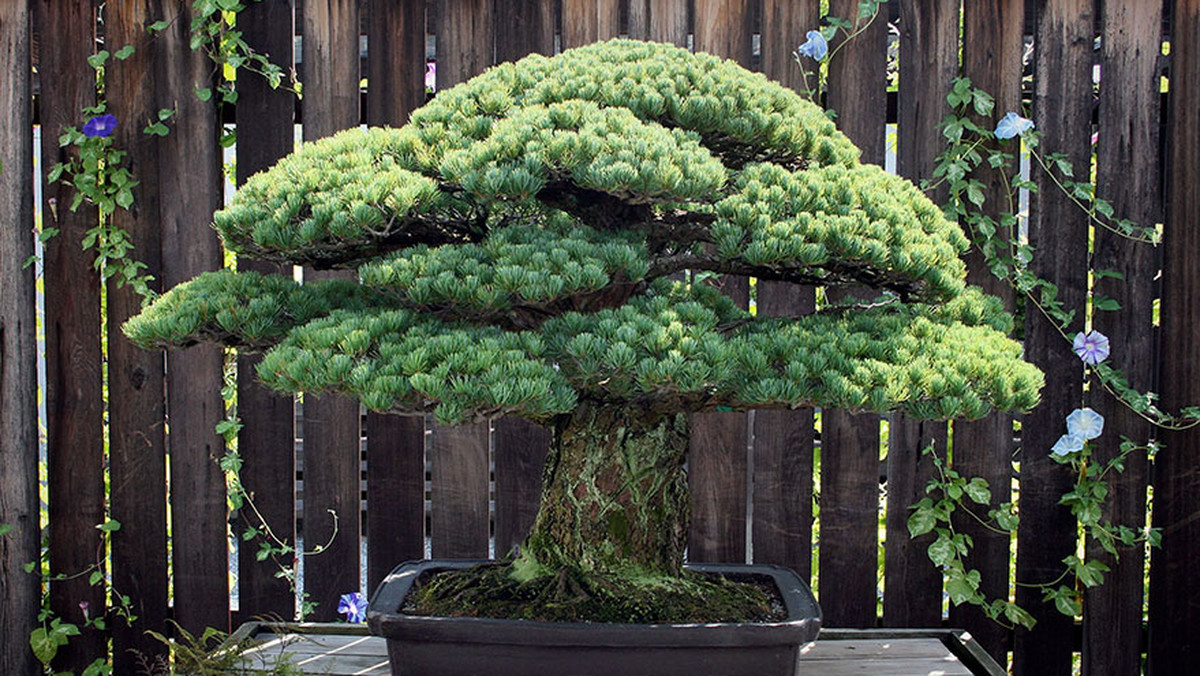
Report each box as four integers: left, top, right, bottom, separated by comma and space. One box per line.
125, 39, 1043, 425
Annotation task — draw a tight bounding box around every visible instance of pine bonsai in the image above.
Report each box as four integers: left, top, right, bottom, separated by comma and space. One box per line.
126, 40, 1043, 622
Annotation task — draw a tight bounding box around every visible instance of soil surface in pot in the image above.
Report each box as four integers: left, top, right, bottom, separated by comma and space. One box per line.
404, 562, 789, 624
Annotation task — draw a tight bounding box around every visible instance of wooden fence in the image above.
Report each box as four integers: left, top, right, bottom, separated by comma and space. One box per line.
2, 1, 1199, 675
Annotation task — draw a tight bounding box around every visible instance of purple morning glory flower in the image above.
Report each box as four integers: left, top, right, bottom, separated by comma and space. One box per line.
1051, 433, 1085, 456
82, 114, 118, 138
994, 112, 1033, 139
797, 31, 829, 61
1066, 407, 1104, 441
1073, 330, 1110, 365
338, 591, 367, 623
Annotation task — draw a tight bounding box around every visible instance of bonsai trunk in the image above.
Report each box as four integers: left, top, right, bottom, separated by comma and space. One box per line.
521, 403, 691, 577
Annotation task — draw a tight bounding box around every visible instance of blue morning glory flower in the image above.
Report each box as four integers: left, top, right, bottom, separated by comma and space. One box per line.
1072, 330, 1110, 365
1066, 408, 1104, 441
994, 112, 1033, 139
82, 114, 118, 138
1051, 433, 1085, 456
797, 31, 829, 61
338, 591, 367, 623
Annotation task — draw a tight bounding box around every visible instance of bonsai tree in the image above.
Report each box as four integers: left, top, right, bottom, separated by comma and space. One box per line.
126, 40, 1043, 622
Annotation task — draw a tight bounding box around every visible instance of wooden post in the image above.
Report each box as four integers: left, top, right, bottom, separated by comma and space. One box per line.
886, 0, 958, 630
300, 0, 363, 621
1150, 0, 1200, 671
816, 0, 890, 628
560, 0, 621, 50
687, 0, 755, 566
1014, 1, 1095, 674
236, 0, 298, 621
156, 1, 230, 638
35, 0, 107, 670
364, 0, 428, 591
954, 0, 1025, 664
752, 0, 820, 583
106, 2, 169, 668
491, 1, 556, 562
429, 0, 492, 561
647, 0, 688, 47
0, 3, 41, 673
1081, 4, 1161, 676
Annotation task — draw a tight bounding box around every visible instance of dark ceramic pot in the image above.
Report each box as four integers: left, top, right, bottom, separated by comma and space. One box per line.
367, 559, 821, 676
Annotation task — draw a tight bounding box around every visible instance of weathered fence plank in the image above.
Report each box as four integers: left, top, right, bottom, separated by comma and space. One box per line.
363, 0, 428, 595
646, 0, 688, 46
693, 0, 753, 67
300, 0, 363, 621
158, 1, 230, 638
1014, 1, 1096, 674
236, 0, 299, 622
1150, 0, 1200, 672
885, 0, 958, 630
752, 0, 819, 584
0, 3, 40, 674
951, 0, 1024, 664
560, 0, 621, 50
490, 2, 557, 563
1082, 3, 1161, 675
687, 0, 754, 565
494, 0, 555, 63
429, 0, 492, 560
106, 2, 169, 668
816, 0, 890, 629
35, 0, 107, 670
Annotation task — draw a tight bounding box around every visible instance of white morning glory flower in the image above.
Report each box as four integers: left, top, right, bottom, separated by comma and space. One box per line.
797, 30, 829, 61
995, 112, 1034, 139
1066, 407, 1104, 441
1051, 433, 1085, 456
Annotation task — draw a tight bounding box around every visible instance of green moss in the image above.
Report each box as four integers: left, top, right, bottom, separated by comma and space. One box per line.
409, 563, 782, 624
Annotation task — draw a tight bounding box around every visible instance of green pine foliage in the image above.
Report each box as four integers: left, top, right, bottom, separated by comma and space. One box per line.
126, 39, 1044, 426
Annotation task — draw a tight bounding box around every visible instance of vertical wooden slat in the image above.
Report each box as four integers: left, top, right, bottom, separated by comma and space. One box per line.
628, 0, 649, 39
762, 0, 813, 93
429, 0, 492, 561
686, 0, 754, 565
301, 0, 362, 621
364, 0, 427, 592
814, 0, 889, 629
494, 420, 552, 558
157, 1, 229, 638
0, 3, 40, 674
560, 0, 621, 50
1083, 3, 1161, 675
1150, 0, 1200, 672
236, 0, 298, 622
693, 0, 753, 67
752, 0, 819, 584
883, 419, 945, 627
885, 0, 959, 630
953, 0, 1024, 664
106, 2, 169, 668
647, 0, 688, 46
490, 1, 556, 563
494, 0, 555, 63
36, 0, 106, 670
1014, 1, 1095, 674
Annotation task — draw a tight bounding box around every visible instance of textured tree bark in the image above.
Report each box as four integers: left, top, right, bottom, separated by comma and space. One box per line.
524, 405, 691, 576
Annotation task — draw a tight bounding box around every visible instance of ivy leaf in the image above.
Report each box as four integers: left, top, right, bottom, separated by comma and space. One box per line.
964, 478, 991, 505
114, 45, 136, 60
907, 507, 937, 538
